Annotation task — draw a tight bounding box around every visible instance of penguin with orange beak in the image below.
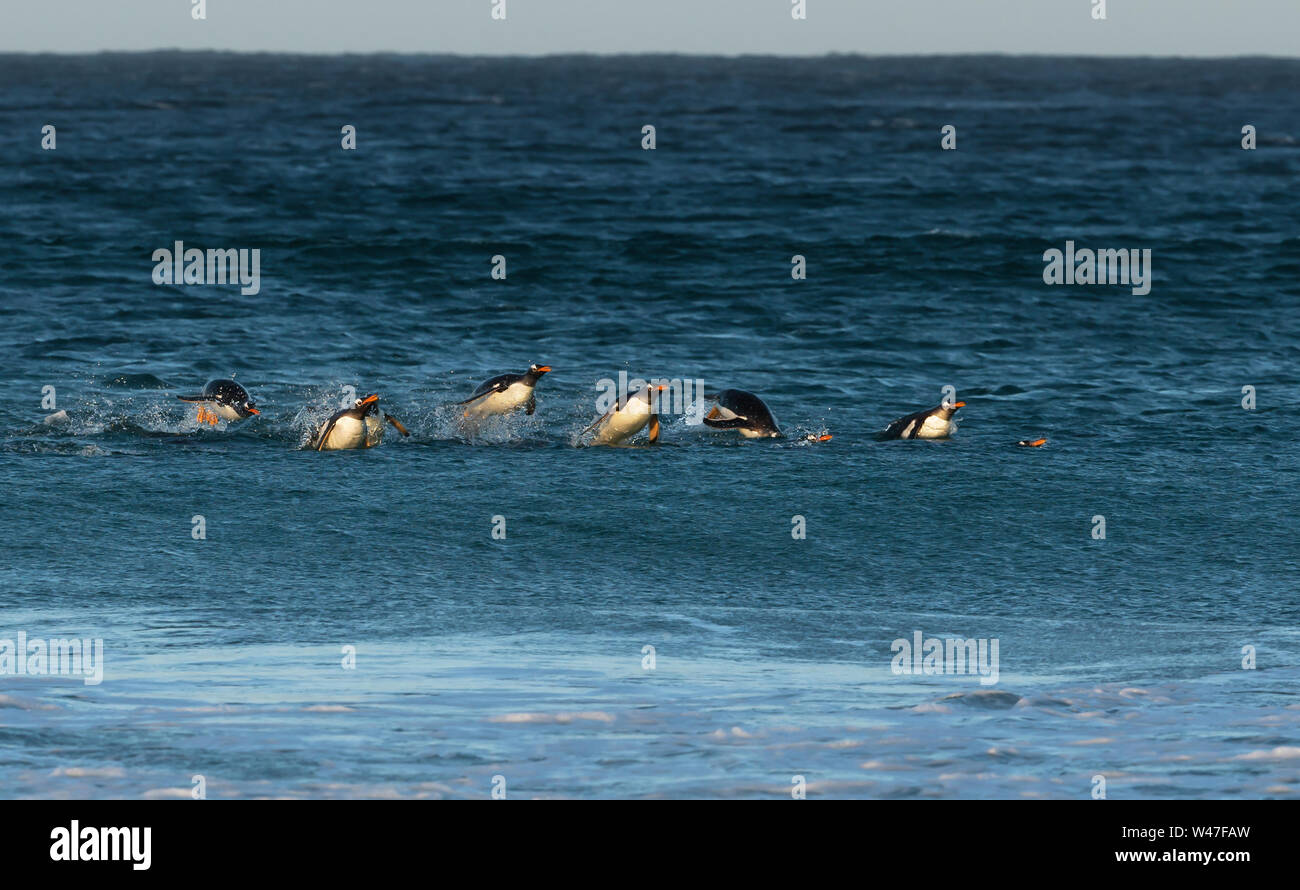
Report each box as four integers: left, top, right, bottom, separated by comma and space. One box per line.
176, 378, 260, 424
458, 363, 552, 419
582, 383, 667, 446
702, 389, 782, 438
878, 399, 965, 440
312, 393, 409, 451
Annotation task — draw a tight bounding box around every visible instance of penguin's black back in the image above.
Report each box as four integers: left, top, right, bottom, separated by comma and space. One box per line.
203, 379, 250, 405
471, 372, 524, 397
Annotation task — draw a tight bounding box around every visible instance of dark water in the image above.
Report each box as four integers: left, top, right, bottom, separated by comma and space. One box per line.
2, 54, 1299, 799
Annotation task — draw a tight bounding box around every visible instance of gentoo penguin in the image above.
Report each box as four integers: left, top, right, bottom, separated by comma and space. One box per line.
177, 379, 259, 424
702, 389, 782, 438
312, 394, 410, 451
877, 400, 965, 440
582, 384, 667, 446
459, 364, 552, 418
1017, 437, 1047, 448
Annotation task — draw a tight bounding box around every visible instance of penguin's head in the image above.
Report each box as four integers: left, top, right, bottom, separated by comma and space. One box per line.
644, 383, 668, 409
239, 398, 260, 417
941, 399, 966, 416
353, 393, 380, 414
527, 363, 552, 380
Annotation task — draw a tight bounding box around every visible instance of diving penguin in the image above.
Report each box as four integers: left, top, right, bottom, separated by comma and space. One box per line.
582, 383, 667, 446
702, 389, 782, 438
176, 379, 260, 424
458, 364, 552, 419
877, 400, 965, 440
312, 393, 410, 451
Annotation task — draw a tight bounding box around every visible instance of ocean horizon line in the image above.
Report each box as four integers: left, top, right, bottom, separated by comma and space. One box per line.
2, 48, 1299, 61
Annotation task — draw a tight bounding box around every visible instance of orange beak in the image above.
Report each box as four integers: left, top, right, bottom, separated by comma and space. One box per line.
536, 366, 552, 373
952, 401, 966, 408
246, 407, 260, 415
360, 394, 380, 406
818, 433, 833, 442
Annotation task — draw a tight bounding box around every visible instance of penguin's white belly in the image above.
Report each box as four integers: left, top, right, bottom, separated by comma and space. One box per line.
737, 427, 766, 439
591, 404, 651, 445
210, 402, 243, 422
320, 414, 367, 450
465, 383, 532, 417
916, 414, 955, 439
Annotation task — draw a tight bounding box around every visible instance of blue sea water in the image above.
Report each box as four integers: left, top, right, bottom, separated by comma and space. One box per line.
1, 53, 1299, 799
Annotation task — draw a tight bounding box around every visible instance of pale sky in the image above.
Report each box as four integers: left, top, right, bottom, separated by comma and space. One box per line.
5, 0, 1298, 56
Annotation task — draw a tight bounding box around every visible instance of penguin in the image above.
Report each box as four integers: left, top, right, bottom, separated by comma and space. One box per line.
877, 400, 965, 440
702, 389, 782, 438
1017, 437, 1047, 448
582, 384, 667, 446
177, 379, 259, 424
311, 393, 410, 451
458, 364, 552, 418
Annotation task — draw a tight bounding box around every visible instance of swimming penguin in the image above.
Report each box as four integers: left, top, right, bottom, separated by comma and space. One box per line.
582, 383, 667, 446
312, 393, 410, 451
702, 389, 782, 438
177, 379, 259, 424
458, 364, 552, 419
877, 400, 965, 440
1017, 437, 1047, 448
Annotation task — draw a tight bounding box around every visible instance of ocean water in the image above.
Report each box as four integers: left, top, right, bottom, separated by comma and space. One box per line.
1, 54, 1299, 799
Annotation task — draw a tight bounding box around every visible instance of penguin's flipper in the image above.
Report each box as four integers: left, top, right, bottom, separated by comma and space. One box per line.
525, 395, 536, 416
703, 415, 751, 430
878, 410, 923, 441
581, 408, 615, 438
647, 414, 661, 443
457, 381, 507, 406
313, 416, 339, 452
384, 413, 411, 437
703, 404, 751, 430
459, 386, 496, 418
176, 394, 207, 403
